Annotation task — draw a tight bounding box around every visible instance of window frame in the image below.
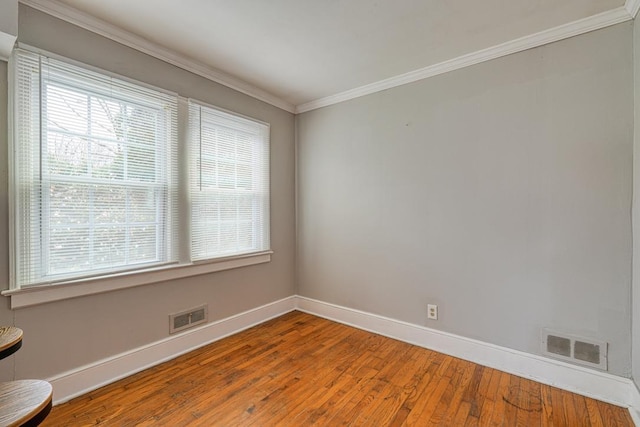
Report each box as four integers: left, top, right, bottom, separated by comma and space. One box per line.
39, 71, 175, 282
188, 99, 271, 263
3, 45, 272, 309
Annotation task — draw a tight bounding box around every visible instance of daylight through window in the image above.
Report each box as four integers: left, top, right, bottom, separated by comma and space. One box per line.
188, 102, 270, 261
11, 49, 270, 290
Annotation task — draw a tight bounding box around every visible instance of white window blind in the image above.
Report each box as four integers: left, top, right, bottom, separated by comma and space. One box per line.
12, 49, 179, 287
188, 101, 270, 261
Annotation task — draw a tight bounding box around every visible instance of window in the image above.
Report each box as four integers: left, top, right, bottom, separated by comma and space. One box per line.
10, 49, 270, 295
188, 102, 270, 261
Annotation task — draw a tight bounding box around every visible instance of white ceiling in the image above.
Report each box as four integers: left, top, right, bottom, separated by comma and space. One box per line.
32, 0, 632, 111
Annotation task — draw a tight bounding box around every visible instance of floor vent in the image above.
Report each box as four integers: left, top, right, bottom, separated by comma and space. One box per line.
541, 329, 607, 370
169, 305, 208, 334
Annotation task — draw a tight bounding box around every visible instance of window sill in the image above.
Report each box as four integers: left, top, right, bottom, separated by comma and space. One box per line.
2, 251, 273, 309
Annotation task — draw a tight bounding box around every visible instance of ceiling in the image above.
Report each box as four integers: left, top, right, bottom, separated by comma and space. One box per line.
26, 0, 634, 112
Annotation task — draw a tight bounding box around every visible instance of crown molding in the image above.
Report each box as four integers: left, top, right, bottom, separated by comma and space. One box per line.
17, 0, 635, 115
626, 0, 640, 18
18, 0, 296, 113
295, 6, 633, 113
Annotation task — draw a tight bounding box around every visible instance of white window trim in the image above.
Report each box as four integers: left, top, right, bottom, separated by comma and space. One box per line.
5, 46, 273, 308
1, 251, 273, 309
187, 98, 271, 262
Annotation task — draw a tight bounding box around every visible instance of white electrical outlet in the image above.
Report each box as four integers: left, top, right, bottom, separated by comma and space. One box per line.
427, 304, 438, 320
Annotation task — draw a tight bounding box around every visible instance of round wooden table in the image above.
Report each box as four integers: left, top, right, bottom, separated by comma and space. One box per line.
0, 380, 53, 426
0, 327, 22, 360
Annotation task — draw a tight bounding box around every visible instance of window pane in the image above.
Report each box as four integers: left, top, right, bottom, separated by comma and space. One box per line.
91, 139, 124, 180
46, 132, 89, 176
89, 97, 121, 140
236, 164, 253, 190
127, 143, 156, 182
46, 84, 88, 134
219, 222, 238, 253
93, 226, 126, 267
237, 221, 254, 249
200, 156, 217, 188
129, 188, 158, 223
238, 195, 253, 221
49, 183, 90, 225
49, 227, 91, 274
130, 226, 158, 262
189, 102, 270, 261
12, 49, 178, 287
94, 186, 127, 224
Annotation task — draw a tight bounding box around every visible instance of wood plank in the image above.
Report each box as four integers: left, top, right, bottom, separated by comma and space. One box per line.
549, 385, 570, 426
562, 383, 579, 425
461, 364, 485, 417
487, 371, 512, 426
572, 392, 591, 426
477, 367, 503, 426
523, 378, 543, 427
403, 357, 457, 425
453, 400, 473, 426
429, 359, 475, 425
596, 398, 635, 426
298, 366, 380, 425
540, 384, 555, 427
501, 371, 520, 426
585, 396, 605, 427
42, 311, 634, 426
386, 349, 442, 426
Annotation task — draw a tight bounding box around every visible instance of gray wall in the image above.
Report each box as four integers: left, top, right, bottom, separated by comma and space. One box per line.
297, 23, 633, 376
633, 18, 640, 387
0, 4, 635, 385
0, 5, 296, 381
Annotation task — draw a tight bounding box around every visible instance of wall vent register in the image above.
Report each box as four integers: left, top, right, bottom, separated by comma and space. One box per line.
541, 328, 607, 370
169, 305, 208, 334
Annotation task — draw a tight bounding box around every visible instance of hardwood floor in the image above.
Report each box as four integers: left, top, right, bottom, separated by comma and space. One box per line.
43, 311, 633, 426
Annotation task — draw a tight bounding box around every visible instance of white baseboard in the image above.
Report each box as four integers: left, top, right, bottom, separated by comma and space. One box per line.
48, 296, 296, 404
295, 296, 635, 410
48, 293, 639, 422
